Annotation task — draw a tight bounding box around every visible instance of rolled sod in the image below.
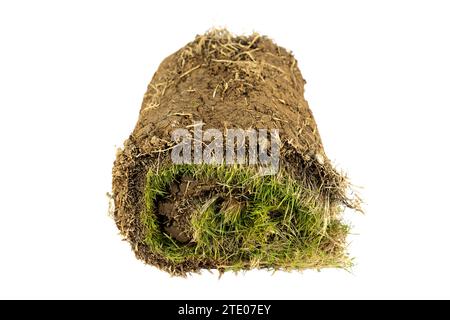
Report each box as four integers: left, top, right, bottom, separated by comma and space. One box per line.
112, 29, 359, 275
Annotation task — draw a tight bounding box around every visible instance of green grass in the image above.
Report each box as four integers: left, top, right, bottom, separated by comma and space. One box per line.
142, 164, 351, 273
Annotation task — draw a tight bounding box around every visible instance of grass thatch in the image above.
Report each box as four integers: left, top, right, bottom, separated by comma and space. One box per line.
142, 164, 351, 273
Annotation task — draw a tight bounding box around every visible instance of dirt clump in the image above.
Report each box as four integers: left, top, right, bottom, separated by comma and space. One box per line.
156, 177, 219, 244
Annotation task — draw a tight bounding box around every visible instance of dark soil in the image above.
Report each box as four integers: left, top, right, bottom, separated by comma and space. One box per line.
156, 176, 219, 244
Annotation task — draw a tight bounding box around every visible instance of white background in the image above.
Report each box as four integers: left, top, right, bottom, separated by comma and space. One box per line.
1, 0, 449, 299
